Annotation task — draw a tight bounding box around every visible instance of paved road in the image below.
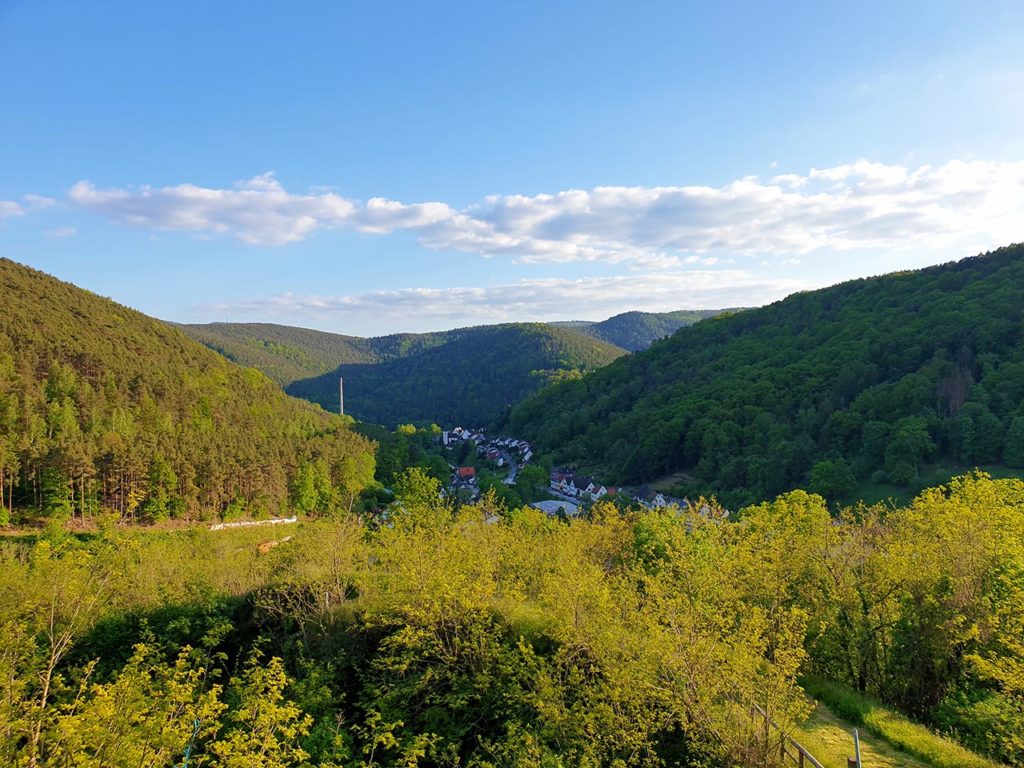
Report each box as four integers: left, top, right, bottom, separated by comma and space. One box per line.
501, 450, 517, 485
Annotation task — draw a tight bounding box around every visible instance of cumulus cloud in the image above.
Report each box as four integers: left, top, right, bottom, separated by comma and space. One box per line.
0, 201, 22, 220
68, 160, 1024, 262
68, 173, 354, 245
0, 194, 55, 222
204, 270, 808, 329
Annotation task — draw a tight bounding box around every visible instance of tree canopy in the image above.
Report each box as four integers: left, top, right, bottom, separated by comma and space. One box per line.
558, 308, 744, 351
0, 259, 376, 523
1, 472, 1018, 765
510, 245, 1024, 507
286, 323, 624, 427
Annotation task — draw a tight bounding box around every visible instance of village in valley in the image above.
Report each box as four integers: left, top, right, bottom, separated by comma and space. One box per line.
439, 425, 689, 517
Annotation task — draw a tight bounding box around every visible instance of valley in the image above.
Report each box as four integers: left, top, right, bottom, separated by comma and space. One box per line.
5, 4, 1021, 765
180, 308, 733, 427
3, 249, 1024, 766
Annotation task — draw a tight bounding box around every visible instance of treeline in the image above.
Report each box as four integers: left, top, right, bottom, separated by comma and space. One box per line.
565, 308, 740, 351
178, 322, 381, 387
1, 472, 1017, 766
0, 260, 376, 523
181, 322, 463, 388
183, 309, 730, 396
510, 245, 1024, 507
287, 323, 624, 427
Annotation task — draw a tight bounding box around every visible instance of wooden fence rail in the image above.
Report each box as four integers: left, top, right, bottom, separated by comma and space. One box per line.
751, 703, 826, 768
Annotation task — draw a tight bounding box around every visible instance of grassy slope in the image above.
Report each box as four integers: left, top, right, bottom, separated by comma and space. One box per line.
799, 678, 1004, 768
846, 463, 1024, 507
796, 701, 933, 768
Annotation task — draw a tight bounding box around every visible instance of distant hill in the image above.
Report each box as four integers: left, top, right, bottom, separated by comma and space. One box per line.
175, 322, 377, 386
182, 320, 626, 427
509, 245, 1024, 507
181, 307, 733, 426
287, 324, 625, 427
177, 321, 453, 387
557, 308, 743, 351
0, 260, 375, 521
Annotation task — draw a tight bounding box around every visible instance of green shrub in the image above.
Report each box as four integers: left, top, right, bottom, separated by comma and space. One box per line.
935, 688, 1024, 766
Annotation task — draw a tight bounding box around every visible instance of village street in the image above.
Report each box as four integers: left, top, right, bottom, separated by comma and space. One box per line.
440, 426, 686, 515
500, 449, 517, 484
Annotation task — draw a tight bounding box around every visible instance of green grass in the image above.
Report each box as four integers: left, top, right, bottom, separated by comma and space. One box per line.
645, 470, 696, 493
796, 700, 932, 768
845, 464, 1024, 508
801, 677, 1004, 768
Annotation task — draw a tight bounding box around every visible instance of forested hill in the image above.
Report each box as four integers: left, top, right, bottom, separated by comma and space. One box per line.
287, 323, 625, 426
560, 308, 741, 351
181, 310, 733, 426
0, 259, 375, 522
175, 322, 377, 386
509, 244, 1024, 507
182, 307, 734, 390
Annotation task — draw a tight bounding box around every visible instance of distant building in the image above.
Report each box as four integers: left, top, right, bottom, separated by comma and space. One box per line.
457, 466, 476, 479
571, 477, 593, 498
530, 499, 580, 517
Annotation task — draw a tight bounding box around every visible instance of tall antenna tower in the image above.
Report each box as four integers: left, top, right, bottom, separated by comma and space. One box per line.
339, 376, 345, 416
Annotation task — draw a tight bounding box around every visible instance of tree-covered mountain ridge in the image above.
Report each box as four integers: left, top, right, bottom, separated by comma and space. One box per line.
509, 244, 1024, 507
182, 321, 628, 427
553, 307, 746, 351
180, 308, 738, 428
0, 259, 375, 522
180, 306, 738, 390
176, 321, 463, 387
286, 322, 627, 427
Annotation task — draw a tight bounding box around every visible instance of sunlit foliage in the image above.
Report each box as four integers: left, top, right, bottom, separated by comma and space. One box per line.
1, 472, 1018, 765
0, 259, 376, 523
511, 245, 1024, 507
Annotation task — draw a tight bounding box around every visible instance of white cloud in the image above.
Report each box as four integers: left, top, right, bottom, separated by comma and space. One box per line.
0, 201, 22, 220
205, 270, 808, 330
68, 173, 354, 245
0, 194, 55, 222
68, 160, 1024, 262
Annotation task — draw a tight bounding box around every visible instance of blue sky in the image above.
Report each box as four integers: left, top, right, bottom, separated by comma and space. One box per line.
1, 1, 1022, 334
